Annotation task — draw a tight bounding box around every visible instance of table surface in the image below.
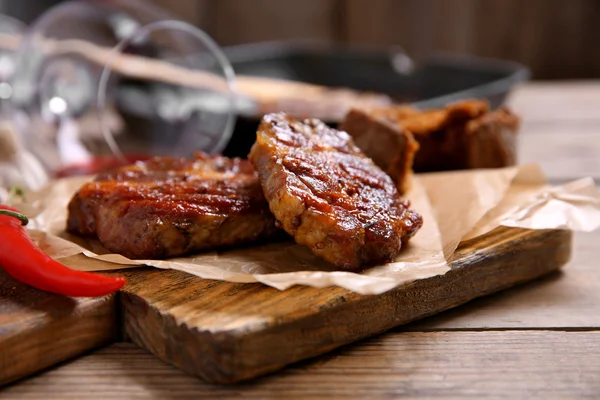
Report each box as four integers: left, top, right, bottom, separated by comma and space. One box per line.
2, 81, 600, 399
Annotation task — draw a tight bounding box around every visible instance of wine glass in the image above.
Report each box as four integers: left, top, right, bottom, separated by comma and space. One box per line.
96, 18, 237, 164
8, 0, 236, 179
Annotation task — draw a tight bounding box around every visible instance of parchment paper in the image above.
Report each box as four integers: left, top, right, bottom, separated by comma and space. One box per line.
13, 163, 600, 295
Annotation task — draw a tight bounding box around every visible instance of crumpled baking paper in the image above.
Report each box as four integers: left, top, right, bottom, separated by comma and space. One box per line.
13, 163, 600, 295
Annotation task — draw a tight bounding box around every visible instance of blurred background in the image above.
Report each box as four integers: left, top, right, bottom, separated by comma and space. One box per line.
3, 0, 599, 80
0, 0, 598, 196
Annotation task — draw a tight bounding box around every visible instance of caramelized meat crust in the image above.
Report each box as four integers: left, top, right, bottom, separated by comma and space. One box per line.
67, 153, 279, 259
249, 112, 423, 271
341, 99, 520, 174
339, 108, 419, 194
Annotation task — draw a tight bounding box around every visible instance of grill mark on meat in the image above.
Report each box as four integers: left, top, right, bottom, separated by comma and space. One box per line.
249, 112, 423, 271
67, 153, 280, 260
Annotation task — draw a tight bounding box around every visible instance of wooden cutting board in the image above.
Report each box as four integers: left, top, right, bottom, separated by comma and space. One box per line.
117, 226, 572, 384
0, 254, 119, 386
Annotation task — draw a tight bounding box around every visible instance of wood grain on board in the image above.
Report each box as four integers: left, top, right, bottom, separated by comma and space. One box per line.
4, 331, 600, 400
0, 269, 118, 386
118, 226, 571, 384
408, 230, 600, 330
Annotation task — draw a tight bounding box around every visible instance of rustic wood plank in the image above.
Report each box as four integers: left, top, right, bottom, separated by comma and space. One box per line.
344, 0, 434, 62
0, 269, 118, 386
345, 0, 486, 61
207, 0, 340, 46
4, 331, 600, 399
470, 0, 600, 80
346, 0, 600, 79
154, 0, 600, 79
507, 82, 600, 124
408, 229, 600, 331
518, 127, 600, 181
116, 227, 571, 384
506, 81, 600, 181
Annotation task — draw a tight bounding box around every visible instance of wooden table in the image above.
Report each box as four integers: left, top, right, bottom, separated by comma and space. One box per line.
2, 81, 600, 399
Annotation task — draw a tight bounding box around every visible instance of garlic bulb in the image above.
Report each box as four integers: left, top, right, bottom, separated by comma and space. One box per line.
0, 120, 49, 195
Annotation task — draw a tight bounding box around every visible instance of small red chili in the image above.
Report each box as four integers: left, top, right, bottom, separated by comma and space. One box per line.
0, 204, 126, 297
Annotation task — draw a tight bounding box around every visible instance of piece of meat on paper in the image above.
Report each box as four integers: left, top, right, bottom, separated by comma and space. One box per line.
339, 108, 419, 194
249, 112, 423, 271
66, 153, 280, 259
340, 99, 520, 174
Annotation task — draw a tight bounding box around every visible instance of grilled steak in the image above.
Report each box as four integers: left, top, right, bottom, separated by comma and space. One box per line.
67, 153, 279, 259
249, 112, 423, 271
340, 99, 520, 173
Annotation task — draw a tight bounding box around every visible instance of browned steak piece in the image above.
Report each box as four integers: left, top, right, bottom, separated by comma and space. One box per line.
341, 99, 520, 173
249, 112, 423, 271
462, 107, 520, 168
67, 153, 279, 259
338, 108, 419, 194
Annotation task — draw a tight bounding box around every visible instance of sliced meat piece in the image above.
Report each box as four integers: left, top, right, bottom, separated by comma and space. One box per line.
249, 112, 423, 271
377, 99, 489, 134
67, 153, 279, 259
463, 107, 520, 168
338, 108, 419, 194
341, 99, 519, 173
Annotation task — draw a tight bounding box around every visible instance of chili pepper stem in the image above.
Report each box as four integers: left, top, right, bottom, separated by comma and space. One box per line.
0, 209, 29, 225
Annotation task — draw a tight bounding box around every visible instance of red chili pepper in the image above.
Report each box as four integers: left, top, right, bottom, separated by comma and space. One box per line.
0, 205, 126, 297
